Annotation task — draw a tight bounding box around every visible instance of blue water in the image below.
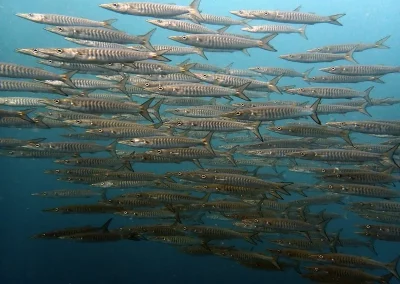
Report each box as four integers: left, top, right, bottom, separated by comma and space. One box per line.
1, 0, 400, 283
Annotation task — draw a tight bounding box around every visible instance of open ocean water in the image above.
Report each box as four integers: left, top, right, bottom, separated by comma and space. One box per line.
1, 0, 400, 283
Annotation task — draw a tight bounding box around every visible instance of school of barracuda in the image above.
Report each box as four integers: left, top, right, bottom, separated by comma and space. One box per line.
2, 1, 400, 283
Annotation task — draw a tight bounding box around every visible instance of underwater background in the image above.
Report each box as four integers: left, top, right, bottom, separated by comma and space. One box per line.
0, 0, 400, 283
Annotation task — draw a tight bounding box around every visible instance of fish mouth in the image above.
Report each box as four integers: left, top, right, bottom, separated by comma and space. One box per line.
99, 4, 112, 9
16, 13, 29, 19
168, 36, 180, 41
44, 27, 55, 33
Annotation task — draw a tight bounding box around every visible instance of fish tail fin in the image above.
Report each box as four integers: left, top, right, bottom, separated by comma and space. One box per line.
234, 82, 251, 101
383, 143, 400, 169
243, 232, 258, 245
375, 35, 390, 49
139, 97, 155, 122
150, 99, 164, 122
298, 25, 307, 39
106, 140, 118, 157
372, 76, 385, 83
153, 49, 171, 62
193, 159, 203, 168
344, 47, 358, 64
28, 137, 47, 143
116, 75, 128, 94
217, 25, 230, 34
180, 63, 197, 77
385, 255, 400, 279
100, 189, 108, 203
102, 19, 118, 30
18, 108, 36, 123
140, 28, 156, 51
224, 62, 234, 71
259, 33, 278, 52
329, 13, 346, 26
60, 70, 78, 88
122, 160, 134, 172
177, 58, 190, 67
363, 86, 374, 104
209, 97, 217, 105
100, 217, 113, 232
358, 102, 371, 117
201, 192, 212, 202
241, 19, 252, 28
309, 98, 321, 124
316, 217, 332, 241
250, 121, 263, 141
194, 47, 207, 60
368, 239, 378, 256
341, 130, 353, 146
267, 74, 283, 94
188, 0, 204, 22
380, 273, 393, 284
202, 131, 215, 154
302, 67, 314, 80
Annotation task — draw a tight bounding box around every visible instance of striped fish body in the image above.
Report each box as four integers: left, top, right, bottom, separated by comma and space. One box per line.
243, 24, 303, 35
243, 147, 305, 158
243, 218, 315, 232
319, 183, 400, 198
25, 142, 111, 153
64, 38, 132, 49
0, 97, 44, 107
39, 60, 116, 74
251, 11, 345, 26
169, 34, 276, 52
305, 74, 383, 84
145, 147, 215, 160
16, 13, 116, 28
162, 97, 215, 106
87, 126, 164, 138
46, 26, 146, 44
290, 148, 387, 163
165, 107, 223, 118
250, 66, 304, 77
64, 118, 142, 129
0, 80, 64, 95
280, 52, 350, 63
145, 83, 244, 98
232, 104, 317, 121
0, 62, 71, 82
119, 136, 207, 149
43, 204, 124, 214
321, 172, 399, 184
32, 189, 100, 198
139, 73, 199, 82
42, 98, 142, 114
148, 19, 217, 34
37, 48, 167, 64
327, 121, 400, 136
175, 13, 246, 25
321, 65, 400, 76
100, 2, 198, 18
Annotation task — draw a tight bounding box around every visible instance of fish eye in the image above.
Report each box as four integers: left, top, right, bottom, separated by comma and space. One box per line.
145, 83, 150, 87
256, 67, 260, 70
264, 12, 269, 15
183, 226, 187, 231
158, 86, 163, 91
330, 67, 336, 71
157, 150, 162, 153
33, 48, 38, 53
58, 27, 63, 31
202, 74, 207, 77
276, 127, 282, 131
177, 121, 183, 126
300, 88, 305, 92
57, 49, 63, 53
311, 77, 316, 80
235, 111, 242, 116
76, 120, 81, 124
55, 169, 60, 173
48, 60, 52, 63
98, 129, 103, 133
123, 211, 128, 215
100, 182, 105, 185
157, 20, 162, 23
201, 174, 206, 179
322, 169, 326, 173
177, 172, 182, 176
341, 122, 346, 126
366, 224, 371, 229
328, 185, 333, 189
182, 36, 188, 40
318, 255, 324, 259
54, 208, 59, 212
35, 144, 40, 148
300, 152, 305, 156
112, 3, 118, 7
238, 10, 243, 14
28, 13, 34, 17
